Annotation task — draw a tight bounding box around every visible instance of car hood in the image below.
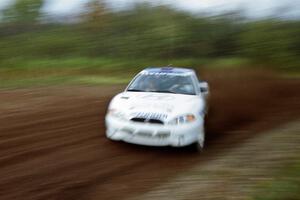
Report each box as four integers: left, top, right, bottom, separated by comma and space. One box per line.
109, 92, 204, 121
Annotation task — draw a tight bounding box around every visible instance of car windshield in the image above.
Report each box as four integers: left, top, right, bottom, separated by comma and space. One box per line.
127, 73, 196, 95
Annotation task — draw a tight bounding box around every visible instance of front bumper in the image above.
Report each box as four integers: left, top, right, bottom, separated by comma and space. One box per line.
105, 115, 204, 147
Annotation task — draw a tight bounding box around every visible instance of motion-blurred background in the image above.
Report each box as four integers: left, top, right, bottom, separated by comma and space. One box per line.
0, 1, 300, 200
0, 0, 299, 86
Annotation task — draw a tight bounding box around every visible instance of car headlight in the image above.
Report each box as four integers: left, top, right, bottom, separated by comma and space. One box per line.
107, 109, 127, 120
168, 114, 196, 125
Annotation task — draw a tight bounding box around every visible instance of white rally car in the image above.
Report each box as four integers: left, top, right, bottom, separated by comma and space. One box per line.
105, 67, 209, 150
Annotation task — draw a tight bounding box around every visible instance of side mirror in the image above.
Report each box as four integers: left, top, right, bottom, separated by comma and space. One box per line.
199, 81, 209, 96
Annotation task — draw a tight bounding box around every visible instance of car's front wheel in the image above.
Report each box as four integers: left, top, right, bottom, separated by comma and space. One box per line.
193, 137, 204, 152
191, 130, 205, 152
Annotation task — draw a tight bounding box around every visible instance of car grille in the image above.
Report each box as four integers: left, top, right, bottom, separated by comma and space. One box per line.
130, 117, 164, 125
137, 130, 153, 137
136, 130, 170, 138
121, 127, 170, 139
156, 131, 170, 138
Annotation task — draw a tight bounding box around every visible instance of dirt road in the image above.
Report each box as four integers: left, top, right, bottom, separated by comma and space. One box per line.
0, 70, 299, 200
132, 121, 300, 200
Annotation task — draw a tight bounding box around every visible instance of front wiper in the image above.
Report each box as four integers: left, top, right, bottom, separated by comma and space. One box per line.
150, 90, 177, 94
127, 89, 145, 92
128, 89, 178, 94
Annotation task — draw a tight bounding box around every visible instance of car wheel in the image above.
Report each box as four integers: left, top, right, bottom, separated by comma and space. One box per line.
191, 132, 204, 152
194, 139, 204, 152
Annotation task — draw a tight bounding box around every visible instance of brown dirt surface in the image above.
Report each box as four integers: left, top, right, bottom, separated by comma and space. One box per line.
131, 121, 300, 200
0, 69, 299, 200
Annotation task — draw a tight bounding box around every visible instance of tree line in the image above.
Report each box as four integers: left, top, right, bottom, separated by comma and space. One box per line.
0, 0, 299, 69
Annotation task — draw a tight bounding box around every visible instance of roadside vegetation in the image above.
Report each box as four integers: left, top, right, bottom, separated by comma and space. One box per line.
253, 160, 300, 200
0, 0, 299, 88
0, 57, 252, 88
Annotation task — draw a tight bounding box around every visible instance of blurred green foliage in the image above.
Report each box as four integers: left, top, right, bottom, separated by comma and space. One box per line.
2, 0, 43, 24
252, 160, 300, 200
0, 1, 299, 87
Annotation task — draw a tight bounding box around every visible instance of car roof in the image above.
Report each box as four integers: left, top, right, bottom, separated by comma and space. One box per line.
141, 67, 195, 75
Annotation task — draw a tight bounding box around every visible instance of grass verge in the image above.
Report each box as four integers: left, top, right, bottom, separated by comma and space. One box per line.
252, 160, 300, 200
0, 57, 254, 88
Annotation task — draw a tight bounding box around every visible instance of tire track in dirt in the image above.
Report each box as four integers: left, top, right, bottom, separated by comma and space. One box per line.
0, 70, 299, 200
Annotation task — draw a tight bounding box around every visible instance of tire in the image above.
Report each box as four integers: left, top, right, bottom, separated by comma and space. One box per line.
192, 139, 204, 152
193, 113, 207, 152
191, 131, 205, 152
